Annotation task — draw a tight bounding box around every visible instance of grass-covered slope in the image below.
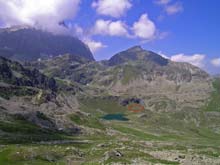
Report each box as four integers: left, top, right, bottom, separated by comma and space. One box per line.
0, 113, 66, 144
205, 78, 220, 112
0, 83, 219, 164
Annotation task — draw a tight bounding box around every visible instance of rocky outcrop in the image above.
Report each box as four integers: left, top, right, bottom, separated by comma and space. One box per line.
28, 54, 106, 85
0, 56, 57, 91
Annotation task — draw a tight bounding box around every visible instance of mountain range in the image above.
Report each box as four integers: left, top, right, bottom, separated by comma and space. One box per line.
0, 27, 220, 164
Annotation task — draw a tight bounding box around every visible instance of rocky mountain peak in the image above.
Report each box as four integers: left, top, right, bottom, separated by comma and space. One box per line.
107, 46, 169, 66
126, 45, 143, 52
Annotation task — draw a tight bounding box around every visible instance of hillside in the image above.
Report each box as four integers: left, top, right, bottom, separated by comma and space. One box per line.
90, 46, 212, 112
0, 56, 82, 143
33, 46, 212, 112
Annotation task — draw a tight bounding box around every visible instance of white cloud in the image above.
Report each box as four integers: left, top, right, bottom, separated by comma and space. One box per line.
93, 19, 129, 37
0, 0, 108, 53
0, 0, 81, 33
171, 53, 206, 67
165, 2, 183, 15
92, 13, 160, 41
154, 0, 183, 15
84, 39, 106, 53
132, 14, 156, 40
155, 0, 171, 5
211, 58, 220, 67
92, 0, 132, 18
72, 24, 85, 37
85, 13, 159, 52
70, 24, 106, 53
158, 51, 170, 59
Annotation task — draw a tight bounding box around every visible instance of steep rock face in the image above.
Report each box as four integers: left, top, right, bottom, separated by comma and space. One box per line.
28, 54, 106, 85
0, 27, 94, 61
0, 56, 57, 91
0, 57, 81, 133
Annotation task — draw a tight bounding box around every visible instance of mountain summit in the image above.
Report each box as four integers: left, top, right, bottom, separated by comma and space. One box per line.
108, 46, 169, 66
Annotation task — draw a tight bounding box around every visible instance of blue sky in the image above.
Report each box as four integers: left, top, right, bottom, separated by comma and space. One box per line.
0, 0, 219, 74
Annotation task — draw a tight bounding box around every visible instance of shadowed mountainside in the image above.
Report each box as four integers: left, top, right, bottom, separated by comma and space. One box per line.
0, 26, 94, 61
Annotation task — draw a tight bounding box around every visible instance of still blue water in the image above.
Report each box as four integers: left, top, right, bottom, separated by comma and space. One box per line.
102, 114, 129, 121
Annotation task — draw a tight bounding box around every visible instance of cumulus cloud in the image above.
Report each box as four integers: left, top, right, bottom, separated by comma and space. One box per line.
73, 24, 84, 36
0, 0, 81, 33
211, 58, 220, 67
171, 53, 206, 67
93, 19, 129, 37
92, 0, 132, 18
84, 39, 107, 53
71, 24, 106, 53
90, 13, 160, 42
88, 13, 159, 51
91, 13, 158, 41
165, 2, 183, 15
132, 14, 156, 40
